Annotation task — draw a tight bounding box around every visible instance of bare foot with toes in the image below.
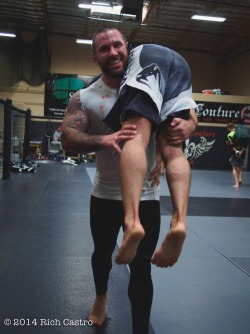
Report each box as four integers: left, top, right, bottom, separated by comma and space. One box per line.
115, 225, 145, 264
88, 294, 107, 326
152, 222, 186, 268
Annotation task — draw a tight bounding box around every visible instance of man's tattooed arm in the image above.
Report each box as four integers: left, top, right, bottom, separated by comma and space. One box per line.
61, 90, 137, 154
61, 91, 103, 153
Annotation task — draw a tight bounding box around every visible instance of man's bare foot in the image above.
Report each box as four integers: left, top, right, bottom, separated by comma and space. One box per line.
88, 294, 107, 326
115, 225, 145, 264
151, 222, 187, 268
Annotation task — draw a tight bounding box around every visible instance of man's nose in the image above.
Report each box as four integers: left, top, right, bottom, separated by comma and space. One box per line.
109, 46, 118, 56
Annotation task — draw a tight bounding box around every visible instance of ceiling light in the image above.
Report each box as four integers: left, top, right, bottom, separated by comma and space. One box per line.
78, 3, 121, 15
0, 32, 16, 38
78, 3, 92, 9
91, 5, 121, 14
87, 16, 121, 23
121, 13, 136, 18
76, 38, 92, 44
191, 15, 226, 22
78, 1, 110, 8
92, 2, 110, 6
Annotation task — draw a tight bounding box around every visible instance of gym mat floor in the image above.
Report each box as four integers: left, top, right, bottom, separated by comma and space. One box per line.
0, 161, 249, 334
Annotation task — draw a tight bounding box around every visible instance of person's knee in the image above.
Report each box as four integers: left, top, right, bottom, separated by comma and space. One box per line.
160, 143, 184, 163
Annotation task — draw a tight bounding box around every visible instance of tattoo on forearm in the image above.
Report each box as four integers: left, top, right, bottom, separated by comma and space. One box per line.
62, 93, 104, 152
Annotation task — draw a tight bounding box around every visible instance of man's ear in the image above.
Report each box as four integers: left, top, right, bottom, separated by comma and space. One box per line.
92, 53, 99, 65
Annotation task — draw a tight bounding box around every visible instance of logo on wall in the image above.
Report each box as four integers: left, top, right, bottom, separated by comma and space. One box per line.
241, 105, 250, 123
195, 101, 249, 124
184, 136, 215, 161
44, 73, 95, 118
184, 127, 231, 169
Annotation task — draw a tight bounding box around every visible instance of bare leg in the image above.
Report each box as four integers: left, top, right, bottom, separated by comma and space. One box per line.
152, 139, 190, 268
238, 166, 243, 185
232, 166, 239, 187
115, 114, 152, 264
88, 293, 107, 326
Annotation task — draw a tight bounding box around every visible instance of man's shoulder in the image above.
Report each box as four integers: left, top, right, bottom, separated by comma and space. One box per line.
80, 77, 101, 92
78, 78, 101, 101
80, 77, 116, 96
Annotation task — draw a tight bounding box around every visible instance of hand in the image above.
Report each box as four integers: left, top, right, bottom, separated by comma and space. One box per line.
103, 124, 137, 154
161, 109, 198, 146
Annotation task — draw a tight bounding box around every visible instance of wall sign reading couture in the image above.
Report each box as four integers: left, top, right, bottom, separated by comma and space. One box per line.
196, 101, 250, 124
44, 73, 96, 118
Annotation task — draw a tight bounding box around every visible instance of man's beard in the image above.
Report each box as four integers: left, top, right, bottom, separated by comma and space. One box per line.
100, 64, 125, 79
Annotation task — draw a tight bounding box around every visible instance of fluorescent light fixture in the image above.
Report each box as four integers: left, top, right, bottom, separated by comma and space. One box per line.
87, 16, 121, 23
91, 5, 121, 14
76, 38, 92, 44
191, 15, 226, 22
92, 2, 110, 6
78, 4, 92, 9
78, 2, 110, 8
0, 32, 16, 37
78, 3, 121, 15
122, 13, 136, 18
